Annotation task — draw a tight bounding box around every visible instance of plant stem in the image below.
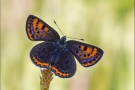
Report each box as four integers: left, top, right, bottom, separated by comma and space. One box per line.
40, 67, 53, 90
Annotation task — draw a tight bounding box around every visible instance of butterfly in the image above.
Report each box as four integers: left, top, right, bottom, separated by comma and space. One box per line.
26, 15, 104, 78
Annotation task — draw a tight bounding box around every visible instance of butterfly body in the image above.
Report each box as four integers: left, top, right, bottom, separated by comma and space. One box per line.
50, 36, 67, 66
26, 15, 104, 78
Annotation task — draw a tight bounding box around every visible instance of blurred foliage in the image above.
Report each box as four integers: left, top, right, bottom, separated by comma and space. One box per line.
1, 0, 134, 90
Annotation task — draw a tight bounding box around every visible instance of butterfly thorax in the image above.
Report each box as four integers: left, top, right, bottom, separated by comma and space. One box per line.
50, 36, 67, 66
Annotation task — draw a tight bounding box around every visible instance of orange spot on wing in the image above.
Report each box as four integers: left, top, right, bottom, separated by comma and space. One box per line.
82, 50, 102, 67
80, 45, 84, 50
33, 19, 38, 29
51, 67, 69, 77
86, 47, 92, 53
32, 56, 49, 67
27, 27, 34, 40
38, 22, 44, 29
33, 19, 38, 24
44, 27, 49, 31
90, 48, 97, 57
82, 60, 97, 67
82, 62, 92, 67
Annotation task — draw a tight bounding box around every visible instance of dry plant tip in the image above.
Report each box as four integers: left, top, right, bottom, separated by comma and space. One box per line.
40, 67, 53, 90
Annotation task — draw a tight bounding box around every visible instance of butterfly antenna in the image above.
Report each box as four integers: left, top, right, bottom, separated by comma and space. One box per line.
67, 37, 84, 41
54, 21, 64, 36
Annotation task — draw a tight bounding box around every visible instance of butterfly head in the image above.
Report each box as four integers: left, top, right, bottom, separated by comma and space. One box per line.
59, 36, 66, 46
55, 36, 66, 49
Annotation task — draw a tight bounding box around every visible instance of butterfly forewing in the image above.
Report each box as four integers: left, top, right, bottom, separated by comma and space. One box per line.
51, 48, 76, 78
67, 40, 104, 67
26, 15, 60, 41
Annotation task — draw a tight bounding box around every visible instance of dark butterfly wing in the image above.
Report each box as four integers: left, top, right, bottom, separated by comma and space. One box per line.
51, 48, 76, 78
26, 15, 60, 41
67, 40, 104, 67
30, 41, 56, 68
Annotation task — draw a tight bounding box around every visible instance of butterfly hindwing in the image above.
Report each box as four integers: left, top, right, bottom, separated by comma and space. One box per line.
30, 41, 56, 68
51, 48, 76, 78
67, 40, 104, 67
26, 15, 60, 41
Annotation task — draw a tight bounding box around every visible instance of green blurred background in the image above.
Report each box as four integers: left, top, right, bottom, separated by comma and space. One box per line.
1, 0, 134, 90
